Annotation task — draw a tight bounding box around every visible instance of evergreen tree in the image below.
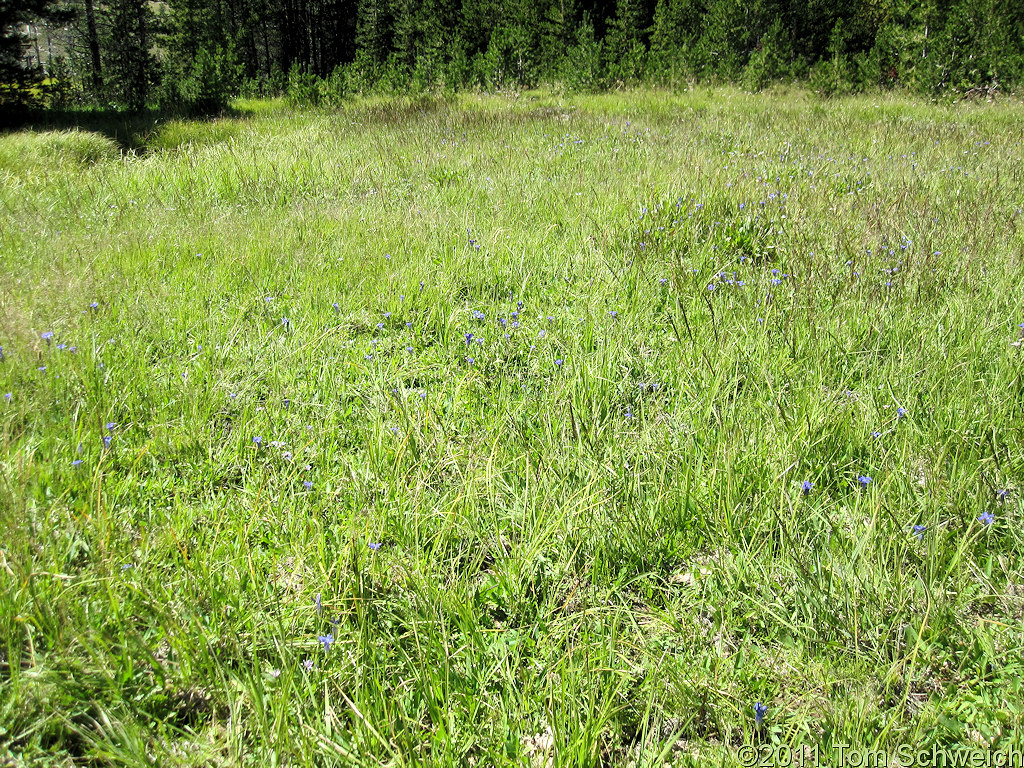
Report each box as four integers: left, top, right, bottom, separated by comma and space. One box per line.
104, 0, 155, 110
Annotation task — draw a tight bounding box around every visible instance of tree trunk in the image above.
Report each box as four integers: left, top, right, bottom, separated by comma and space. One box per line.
83, 0, 102, 92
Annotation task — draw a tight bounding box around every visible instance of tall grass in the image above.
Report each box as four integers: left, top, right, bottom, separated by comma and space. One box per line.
1, 87, 1023, 766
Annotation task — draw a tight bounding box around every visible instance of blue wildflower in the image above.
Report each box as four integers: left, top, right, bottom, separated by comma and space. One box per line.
754, 702, 767, 726
303, 659, 314, 671
41, 331, 53, 342
253, 436, 263, 447
802, 480, 813, 496
303, 481, 313, 490
315, 593, 322, 613
897, 407, 907, 418
368, 542, 382, 551
858, 475, 872, 489
979, 511, 995, 526
103, 435, 111, 449
913, 525, 926, 541
71, 459, 84, 466
554, 359, 563, 367
318, 634, 334, 651
105, 422, 116, 431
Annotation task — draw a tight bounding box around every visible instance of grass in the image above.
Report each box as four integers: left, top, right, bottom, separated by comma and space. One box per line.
2, 86, 1024, 766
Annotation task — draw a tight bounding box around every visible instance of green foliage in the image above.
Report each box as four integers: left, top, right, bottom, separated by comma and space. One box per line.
12, 0, 1024, 113
102, 0, 156, 112
603, 0, 647, 85
561, 13, 604, 92
285, 62, 324, 107
479, 23, 540, 89
157, 47, 243, 115
742, 18, 795, 90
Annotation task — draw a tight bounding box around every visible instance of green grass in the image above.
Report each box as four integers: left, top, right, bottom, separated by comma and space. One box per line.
2, 87, 1024, 766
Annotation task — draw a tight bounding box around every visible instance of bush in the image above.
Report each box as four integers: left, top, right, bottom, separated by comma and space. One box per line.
285, 62, 322, 108
158, 47, 242, 115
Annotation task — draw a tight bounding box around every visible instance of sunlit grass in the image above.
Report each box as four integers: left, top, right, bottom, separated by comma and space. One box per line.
2, 88, 1023, 766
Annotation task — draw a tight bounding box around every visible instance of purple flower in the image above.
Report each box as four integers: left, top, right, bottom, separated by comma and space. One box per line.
41, 331, 53, 342
71, 459, 84, 466
302, 659, 314, 671
858, 475, 872, 490
913, 525, 926, 541
465, 333, 474, 345
3, 393, 10, 401
105, 422, 116, 431
979, 511, 994, 526
332, 303, 339, 311
897, 407, 907, 418
368, 542, 382, 551
996, 489, 1009, 501
303, 480, 312, 490
102, 435, 111, 449
467, 357, 474, 365
90, 302, 99, 310
314, 593, 322, 613
754, 702, 767, 726
554, 359, 563, 367
802, 480, 813, 496
318, 634, 334, 651
253, 436, 263, 447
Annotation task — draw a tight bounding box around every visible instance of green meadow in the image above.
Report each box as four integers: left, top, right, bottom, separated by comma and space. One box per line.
2, 88, 1024, 766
